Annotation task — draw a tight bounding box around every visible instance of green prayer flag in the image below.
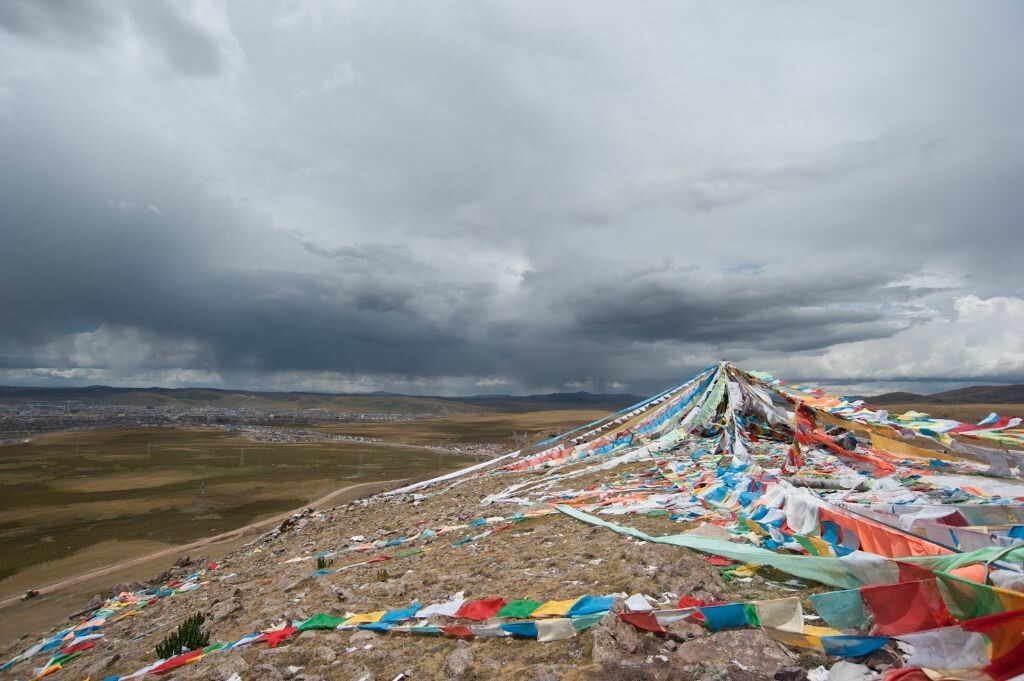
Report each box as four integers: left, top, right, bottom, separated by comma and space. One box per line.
936, 573, 1002, 620
810, 589, 866, 629
298, 613, 349, 631
496, 600, 543, 618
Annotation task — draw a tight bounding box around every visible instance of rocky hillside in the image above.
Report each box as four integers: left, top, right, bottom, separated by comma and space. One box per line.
0, 439, 895, 681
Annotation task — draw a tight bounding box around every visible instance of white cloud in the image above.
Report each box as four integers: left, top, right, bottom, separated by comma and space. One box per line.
273, 0, 358, 29
321, 61, 361, 91
753, 296, 1024, 382
34, 325, 210, 371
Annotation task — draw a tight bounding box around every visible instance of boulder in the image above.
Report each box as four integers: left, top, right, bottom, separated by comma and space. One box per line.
444, 642, 476, 679
589, 606, 642, 665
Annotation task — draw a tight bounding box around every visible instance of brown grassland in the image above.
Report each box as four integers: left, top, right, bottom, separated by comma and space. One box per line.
0, 410, 603, 610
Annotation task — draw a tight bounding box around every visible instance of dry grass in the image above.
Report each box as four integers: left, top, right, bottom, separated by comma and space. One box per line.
309, 409, 609, 446
879, 402, 1024, 424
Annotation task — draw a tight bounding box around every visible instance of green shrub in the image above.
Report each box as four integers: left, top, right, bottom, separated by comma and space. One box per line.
155, 612, 210, 659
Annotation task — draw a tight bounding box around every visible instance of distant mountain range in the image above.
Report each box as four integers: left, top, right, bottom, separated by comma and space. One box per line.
866, 384, 1024, 405
0, 385, 644, 414
3, 381, 1023, 415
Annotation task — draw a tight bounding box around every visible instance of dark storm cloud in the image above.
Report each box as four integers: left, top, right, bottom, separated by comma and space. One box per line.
0, 0, 115, 46
1, 1, 1023, 394
534, 262, 940, 351
0, 0, 236, 76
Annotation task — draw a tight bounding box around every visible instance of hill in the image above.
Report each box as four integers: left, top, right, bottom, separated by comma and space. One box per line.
0, 385, 643, 414
866, 383, 1024, 405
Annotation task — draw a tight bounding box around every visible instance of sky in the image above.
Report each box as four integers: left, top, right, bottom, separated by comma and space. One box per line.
1, 1, 1023, 397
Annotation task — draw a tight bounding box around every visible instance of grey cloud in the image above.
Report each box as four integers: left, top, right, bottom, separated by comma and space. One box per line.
1, 1, 1023, 395
0, 0, 116, 46
0, 0, 239, 76
575, 134, 946, 221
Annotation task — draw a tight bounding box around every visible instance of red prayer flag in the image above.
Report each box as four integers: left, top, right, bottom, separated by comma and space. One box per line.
860, 579, 954, 636
258, 626, 298, 648
440, 625, 475, 638
150, 649, 203, 674
895, 562, 935, 583
59, 641, 96, 655
618, 612, 666, 634
455, 598, 507, 621
677, 596, 725, 623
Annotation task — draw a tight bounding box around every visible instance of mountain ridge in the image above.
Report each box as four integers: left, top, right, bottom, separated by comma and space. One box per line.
865, 384, 1024, 405
0, 384, 644, 414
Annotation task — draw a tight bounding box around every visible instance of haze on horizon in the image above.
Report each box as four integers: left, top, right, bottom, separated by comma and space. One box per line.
1, 1, 1023, 398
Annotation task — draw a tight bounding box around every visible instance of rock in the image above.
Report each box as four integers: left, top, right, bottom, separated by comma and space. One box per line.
660, 639, 678, 653
173, 556, 192, 568
675, 629, 791, 674
109, 582, 147, 597
69, 594, 105, 619
315, 646, 336, 662
78, 652, 120, 678
283, 575, 311, 592
775, 666, 809, 681
666, 620, 705, 642
199, 653, 248, 679
444, 643, 476, 679
257, 647, 301, 665
342, 663, 375, 681
148, 570, 173, 586
209, 599, 241, 622
252, 664, 284, 680
589, 605, 642, 665
349, 630, 378, 643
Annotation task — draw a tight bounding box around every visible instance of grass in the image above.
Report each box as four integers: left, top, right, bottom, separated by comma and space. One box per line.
0, 427, 468, 582
0, 409, 605, 588
304, 409, 610, 446
875, 402, 1024, 425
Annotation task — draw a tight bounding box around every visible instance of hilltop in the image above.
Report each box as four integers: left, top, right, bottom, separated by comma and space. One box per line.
2, 363, 1021, 681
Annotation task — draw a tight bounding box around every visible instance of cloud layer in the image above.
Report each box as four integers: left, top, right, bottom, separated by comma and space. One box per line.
1, 1, 1023, 395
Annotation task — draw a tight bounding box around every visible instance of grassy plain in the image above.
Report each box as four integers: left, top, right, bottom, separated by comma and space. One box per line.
0, 427, 469, 587
306, 409, 610, 446
0, 409, 606, 601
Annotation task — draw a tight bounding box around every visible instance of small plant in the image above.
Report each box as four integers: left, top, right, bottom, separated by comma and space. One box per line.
155, 612, 210, 659
377, 567, 390, 582
316, 556, 334, 570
